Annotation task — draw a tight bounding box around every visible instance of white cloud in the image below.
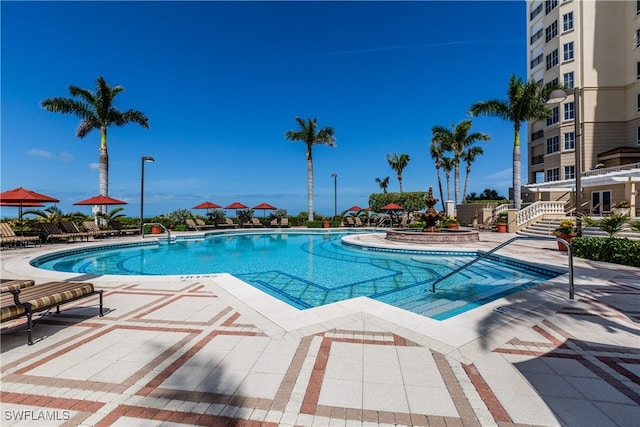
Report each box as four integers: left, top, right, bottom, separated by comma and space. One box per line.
59, 152, 74, 162
89, 163, 99, 171
487, 168, 512, 179
27, 149, 54, 158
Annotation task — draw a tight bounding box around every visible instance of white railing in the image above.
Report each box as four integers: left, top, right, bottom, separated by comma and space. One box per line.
492, 204, 510, 216
516, 201, 566, 226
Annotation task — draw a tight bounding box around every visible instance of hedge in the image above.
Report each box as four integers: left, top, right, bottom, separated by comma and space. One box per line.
571, 237, 640, 267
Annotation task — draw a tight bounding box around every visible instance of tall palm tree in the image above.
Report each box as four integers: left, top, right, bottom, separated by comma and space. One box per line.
285, 117, 336, 221
375, 176, 390, 193
386, 153, 410, 193
431, 120, 489, 205
429, 140, 446, 211
469, 74, 552, 210
461, 146, 484, 202
441, 156, 454, 202
41, 77, 150, 204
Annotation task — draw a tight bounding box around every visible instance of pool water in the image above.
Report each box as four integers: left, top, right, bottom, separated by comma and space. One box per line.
32, 231, 560, 319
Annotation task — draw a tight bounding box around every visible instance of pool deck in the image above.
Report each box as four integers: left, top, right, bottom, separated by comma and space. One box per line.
1, 229, 638, 426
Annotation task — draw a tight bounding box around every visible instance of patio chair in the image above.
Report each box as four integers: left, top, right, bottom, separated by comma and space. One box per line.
354, 217, 365, 227
249, 218, 264, 228
1, 280, 103, 345
195, 218, 216, 230
0, 222, 40, 247
0, 279, 35, 292
185, 218, 200, 231
83, 221, 115, 238
280, 217, 289, 228
108, 220, 139, 235
216, 218, 237, 229
60, 221, 91, 241
269, 218, 279, 227
343, 216, 355, 227
38, 222, 84, 243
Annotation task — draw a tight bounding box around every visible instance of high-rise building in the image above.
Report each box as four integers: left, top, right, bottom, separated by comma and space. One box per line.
524, 0, 639, 217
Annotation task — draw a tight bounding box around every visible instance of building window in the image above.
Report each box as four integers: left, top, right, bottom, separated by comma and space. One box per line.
531, 3, 543, 20
564, 166, 575, 180
546, 49, 558, 70
562, 12, 574, 31
545, 0, 558, 14
564, 132, 575, 150
637, 94, 640, 112
547, 106, 559, 126
545, 78, 559, 89
564, 102, 575, 120
545, 21, 558, 42
563, 72, 574, 88
530, 53, 544, 69
546, 168, 560, 182
637, 0, 640, 14
637, 126, 640, 144
530, 28, 543, 44
637, 62, 640, 79
532, 129, 545, 140
563, 42, 574, 61
546, 136, 560, 154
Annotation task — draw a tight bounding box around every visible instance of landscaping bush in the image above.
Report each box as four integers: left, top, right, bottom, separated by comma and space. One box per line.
571, 237, 640, 267
306, 220, 324, 228
368, 191, 427, 213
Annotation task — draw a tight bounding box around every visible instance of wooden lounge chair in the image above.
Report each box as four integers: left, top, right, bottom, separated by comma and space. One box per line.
0, 222, 40, 247
354, 217, 365, 227
83, 221, 115, 238
269, 218, 279, 227
185, 218, 201, 231
216, 218, 237, 229
60, 221, 91, 241
280, 217, 290, 228
38, 221, 84, 243
108, 220, 139, 235
248, 218, 264, 228
1, 279, 35, 292
195, 218, 216, 230
343, 216, 355, 227
1, 281, 103, 345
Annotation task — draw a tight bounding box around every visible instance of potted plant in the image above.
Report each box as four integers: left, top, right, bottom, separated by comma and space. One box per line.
495, 212, 508, 233
553, 219, 577, 251
611, 201, 630, 216
150, 224, 162, 234
445, 216, 459, 229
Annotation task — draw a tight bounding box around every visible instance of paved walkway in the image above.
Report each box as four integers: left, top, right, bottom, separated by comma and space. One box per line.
1, 231, 638, 426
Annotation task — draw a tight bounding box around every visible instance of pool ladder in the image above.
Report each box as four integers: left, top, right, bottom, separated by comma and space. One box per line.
142, 222, 172, 242
430, 236, 575, 299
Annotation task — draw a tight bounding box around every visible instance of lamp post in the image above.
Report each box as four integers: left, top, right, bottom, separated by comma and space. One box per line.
140, 156, 155, 236
547, 87, 581, 236
331, 173, 337, 220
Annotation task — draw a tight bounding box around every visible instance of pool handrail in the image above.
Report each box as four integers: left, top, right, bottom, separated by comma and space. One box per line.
430, 236, 574, 299
142, 222, 171, 241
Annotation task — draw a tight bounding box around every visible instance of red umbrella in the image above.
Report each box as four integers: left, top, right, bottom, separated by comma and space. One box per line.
0, 186, 59, 224
225, 202, 248, 210
0, 186, 59, 204
193, 201, 222, 210
0, 201, 45, 207
381, 203, 404, 210
347, 205, 363, 212
252, 202, 277, 217
74, 195, 128, 206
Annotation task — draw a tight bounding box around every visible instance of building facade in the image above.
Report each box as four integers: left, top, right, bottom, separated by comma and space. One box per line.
524, 0, 640, 217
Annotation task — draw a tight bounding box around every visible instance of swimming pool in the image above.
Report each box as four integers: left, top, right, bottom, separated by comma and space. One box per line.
32, 230, 560, 319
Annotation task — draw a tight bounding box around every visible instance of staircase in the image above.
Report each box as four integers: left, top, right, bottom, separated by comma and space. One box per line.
517, 217, 640, 240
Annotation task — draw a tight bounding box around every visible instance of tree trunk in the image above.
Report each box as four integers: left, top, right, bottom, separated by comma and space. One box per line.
436, 167, 445, 211
398, 175, 403, 193
463, 165, 471, 203
307, 158, 314, 221
513, 128, 521, 210
99, 148, 108, 217
454, 162, 460, 205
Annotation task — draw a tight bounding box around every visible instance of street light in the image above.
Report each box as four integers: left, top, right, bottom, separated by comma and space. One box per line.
331, 173, 337, 220
547, 87, 582, 236
140, 156, 155, 236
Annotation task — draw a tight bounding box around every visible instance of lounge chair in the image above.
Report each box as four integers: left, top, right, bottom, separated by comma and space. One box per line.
1, 279, 35, 292
216, 218, 237, 229
1, 280, 103, 345
0, 222, 40, 247
195, 218, 216, 230
108, 220, 139, 235
280, 217, 289, 228
185, 218, 201, 231
244, 218, 263, 228
269, 218, 279, 227
60, 221, 91, 241
38, 222, 85, 243
343, 216, 355, 227
83, 221, 115, 238
354, 217, 365, 227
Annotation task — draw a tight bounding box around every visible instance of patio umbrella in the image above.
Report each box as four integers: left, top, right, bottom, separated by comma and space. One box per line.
380, 203, 405, 227
347, 205, 363, 212
74, 195, 128, 206
224, 201, 249, 218
252, 202, 277, 217
192, 201, 222, 210
0, 186, 59, 225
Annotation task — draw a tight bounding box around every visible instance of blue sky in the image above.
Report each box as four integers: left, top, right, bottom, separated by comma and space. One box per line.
1, 1, 526, 218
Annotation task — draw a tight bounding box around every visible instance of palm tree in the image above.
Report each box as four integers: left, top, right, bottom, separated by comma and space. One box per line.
469, 74, 552, 210
431, 120, 489, 205
441, 156, 454, 202
429, 140, 446, 211
285, 117, 336, 221
461, 146, 484, 202
386, 153, 410, 193
375, 176, 390, 193
41, 77, 149, 205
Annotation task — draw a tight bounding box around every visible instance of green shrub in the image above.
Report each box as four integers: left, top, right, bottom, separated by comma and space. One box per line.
571, 237, 640, 267
174, 224, 188, 231
306, 220, 325, 228
368, 191, 427, 213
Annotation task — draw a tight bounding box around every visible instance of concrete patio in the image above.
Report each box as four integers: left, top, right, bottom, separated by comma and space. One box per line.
1, 231, 638, 426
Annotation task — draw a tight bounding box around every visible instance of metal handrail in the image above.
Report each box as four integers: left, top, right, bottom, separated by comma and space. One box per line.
430, 236, 574, 299
142, 222, 171, 241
